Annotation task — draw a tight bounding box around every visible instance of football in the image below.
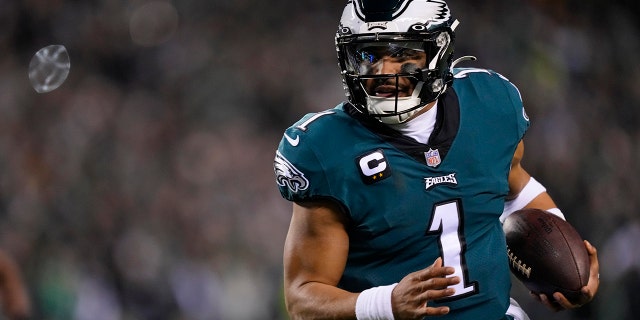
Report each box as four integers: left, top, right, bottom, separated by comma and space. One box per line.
503, 208, 590, 305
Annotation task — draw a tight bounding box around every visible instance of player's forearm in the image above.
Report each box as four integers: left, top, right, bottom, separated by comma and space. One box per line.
286, 281, 358, 320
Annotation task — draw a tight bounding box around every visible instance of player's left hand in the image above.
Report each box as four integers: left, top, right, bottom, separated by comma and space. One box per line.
531, 240, 599, 311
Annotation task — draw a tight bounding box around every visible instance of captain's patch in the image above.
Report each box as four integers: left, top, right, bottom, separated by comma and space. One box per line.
357, 149, 392, 185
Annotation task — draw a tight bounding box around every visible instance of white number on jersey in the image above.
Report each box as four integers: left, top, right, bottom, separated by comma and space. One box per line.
426, 200, 479, 300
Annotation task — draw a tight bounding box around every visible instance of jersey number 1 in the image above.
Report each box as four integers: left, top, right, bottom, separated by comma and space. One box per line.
426, 200, 479, 300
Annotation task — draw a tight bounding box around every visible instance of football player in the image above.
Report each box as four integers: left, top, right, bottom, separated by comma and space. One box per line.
273, 0, 599, 319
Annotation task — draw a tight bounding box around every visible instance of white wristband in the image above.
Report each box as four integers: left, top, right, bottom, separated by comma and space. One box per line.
545, 207, 566, 220
355, 283, 398, 320
501, 177, 546, 222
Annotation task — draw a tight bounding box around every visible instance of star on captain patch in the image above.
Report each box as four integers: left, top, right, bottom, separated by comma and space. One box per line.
425, 148, 441, 167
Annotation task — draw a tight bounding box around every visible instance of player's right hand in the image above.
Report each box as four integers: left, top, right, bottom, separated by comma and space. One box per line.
391, 257, 459, 319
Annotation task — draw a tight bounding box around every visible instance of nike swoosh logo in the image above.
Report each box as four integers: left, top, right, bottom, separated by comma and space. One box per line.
284, 133, 300, 147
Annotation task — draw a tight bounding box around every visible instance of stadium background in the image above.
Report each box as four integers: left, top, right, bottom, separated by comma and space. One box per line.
1, 0, 639, 319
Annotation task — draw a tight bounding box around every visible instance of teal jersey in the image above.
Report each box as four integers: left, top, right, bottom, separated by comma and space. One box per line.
274, 68, 530, 320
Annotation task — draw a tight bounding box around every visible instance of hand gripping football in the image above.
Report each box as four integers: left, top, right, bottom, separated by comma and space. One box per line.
503, 208, 590, 305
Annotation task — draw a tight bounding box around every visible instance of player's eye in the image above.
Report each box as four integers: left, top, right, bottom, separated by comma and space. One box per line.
390, 48, 424, 60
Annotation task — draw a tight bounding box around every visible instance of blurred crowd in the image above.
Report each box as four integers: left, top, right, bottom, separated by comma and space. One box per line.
0, 0, 638, 319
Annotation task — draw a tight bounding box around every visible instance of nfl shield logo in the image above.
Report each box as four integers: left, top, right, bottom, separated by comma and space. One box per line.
425, 148, 441, 167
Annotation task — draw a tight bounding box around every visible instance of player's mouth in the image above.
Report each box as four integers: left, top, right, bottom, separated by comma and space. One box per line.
375, 84, 410, 97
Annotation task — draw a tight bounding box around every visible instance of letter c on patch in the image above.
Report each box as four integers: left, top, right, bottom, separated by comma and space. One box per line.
356, 149, 392, 185
359, 152, 386, 176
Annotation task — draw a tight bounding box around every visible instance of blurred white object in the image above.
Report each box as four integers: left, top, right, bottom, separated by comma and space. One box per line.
28, 45, 71, 93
